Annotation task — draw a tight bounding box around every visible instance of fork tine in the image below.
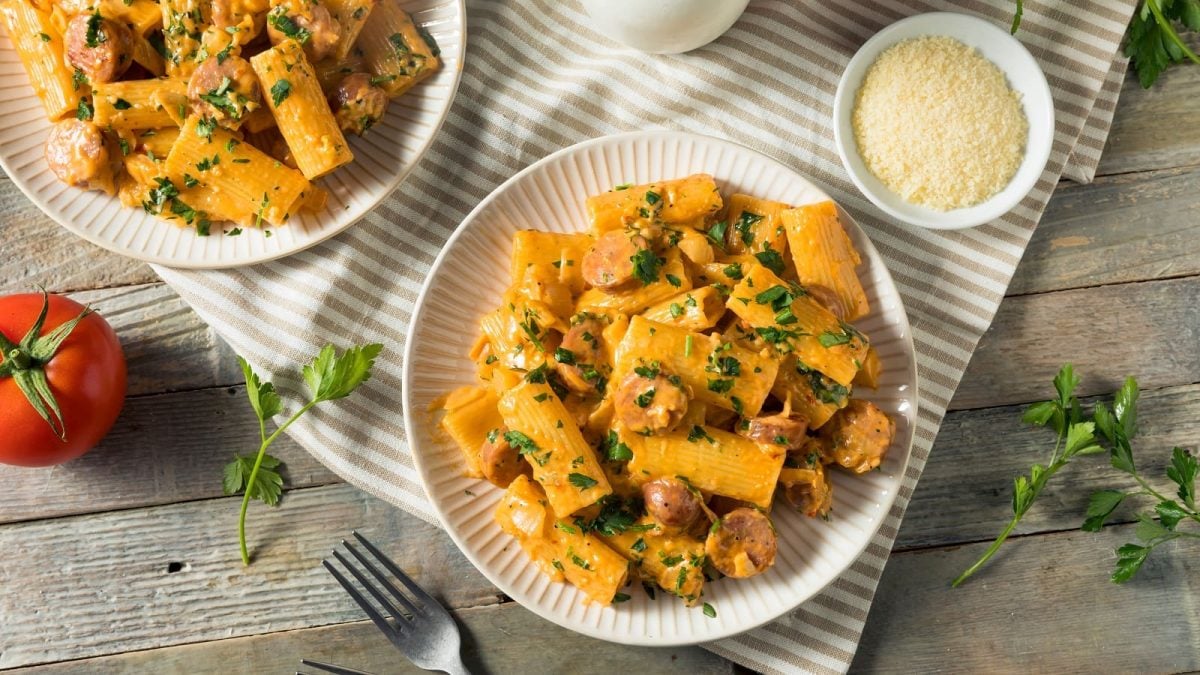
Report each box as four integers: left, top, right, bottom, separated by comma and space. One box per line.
352, 531, 441, 611
298, 659, 375, 675
321, 559, 405, 650
333, 548, 420, 622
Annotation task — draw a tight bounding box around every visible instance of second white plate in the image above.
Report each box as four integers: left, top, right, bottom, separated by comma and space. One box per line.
403, 130, 918, 645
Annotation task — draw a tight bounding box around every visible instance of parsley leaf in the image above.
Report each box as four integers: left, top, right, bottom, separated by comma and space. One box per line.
630, 248, 663, 285
270, 79, 292, 107
222, 453, 284, 506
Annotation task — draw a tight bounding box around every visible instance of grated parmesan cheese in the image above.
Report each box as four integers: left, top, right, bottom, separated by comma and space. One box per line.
852, 36, 1028, 211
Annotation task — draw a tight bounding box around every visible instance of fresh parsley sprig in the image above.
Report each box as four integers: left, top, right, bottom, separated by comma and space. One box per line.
952, 365, 1103, 587
1080, 378, 1200, 582
224, 343, 383, 565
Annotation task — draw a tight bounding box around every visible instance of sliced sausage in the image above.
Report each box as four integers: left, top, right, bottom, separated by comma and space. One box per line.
740, 413, 809, 450
705, 508, 777, 579
581, 230, 650, 290
555, 317, 604, 394
479, 426, 530, 488
820, 399, 895, 474
267, 3, 341, 63
781, 464, 832, 518
44, 119, 119, 194
64, 12, 133, 84
614, 367, 690, 434
331, 73, 388, 136
805, 284, 848, 321
642, 477, 703, 530
188, 55, 261, 128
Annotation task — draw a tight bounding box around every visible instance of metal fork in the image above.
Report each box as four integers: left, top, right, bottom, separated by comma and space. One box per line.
320, 532, 470, 675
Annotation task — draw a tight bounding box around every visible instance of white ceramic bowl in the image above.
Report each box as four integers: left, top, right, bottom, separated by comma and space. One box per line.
0, 0, 464, 269
832, 12, 1055, 230
403, 130, 919, 645
579, 0, 750, 54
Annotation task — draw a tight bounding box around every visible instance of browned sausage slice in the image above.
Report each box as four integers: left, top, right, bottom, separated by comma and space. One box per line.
781, 462, 832, 518
642, 477, 703, 530
820, 399, 895, 474
479, 426, 530, 488
805, 284, 848, 321
330, 73, 389, 136
64, 13, 133, 84
582, 231, 650, 290
44, 119, 119, 194
266, 3, 341, 63
613, 367, 690, 434
188, 55, 261, 128
740, 413, 809, 450
705, 508, 777, 578
555, 317, 604, 394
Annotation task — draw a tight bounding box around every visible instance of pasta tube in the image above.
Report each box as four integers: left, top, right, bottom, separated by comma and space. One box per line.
93, 78, 186, 129
782, 201, 870, 322
0, 0, 81, 120
626, 425, 786, 509
439, 385, 503, 479
603, 516, 705, 604
497, 380, 611, 518
727, 263, 868, 386
640, 286, 725, 332
722, 193, 789, 256
251, 39, 353, 179
587, 174, 723, 233
355, 1, 440, 97
575, 248, 692, 315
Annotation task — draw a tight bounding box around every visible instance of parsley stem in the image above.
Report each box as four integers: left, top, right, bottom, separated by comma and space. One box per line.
952, 517, 1019, 587
1147, 0, 1200, 65
238, 400, 317, 565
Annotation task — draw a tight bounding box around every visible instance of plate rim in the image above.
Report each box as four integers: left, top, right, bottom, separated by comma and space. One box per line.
402, 129, 919, 646
0, 0, 467, 270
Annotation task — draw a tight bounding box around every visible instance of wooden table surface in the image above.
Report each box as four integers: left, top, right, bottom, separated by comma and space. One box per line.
3, 59, 1200, 674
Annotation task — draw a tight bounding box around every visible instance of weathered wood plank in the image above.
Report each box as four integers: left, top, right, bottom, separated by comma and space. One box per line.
12, 603, 735, 675
953, 275, 1200, 410
899, 382, 1200, 550
0, 178, 158, 294
70, 282, 243, 395
0, 484, 500, 669
1013, 165, 1200, 296
1098, 36, 1200, 177
854, 522, 1200, 673
0, 385, 340, 524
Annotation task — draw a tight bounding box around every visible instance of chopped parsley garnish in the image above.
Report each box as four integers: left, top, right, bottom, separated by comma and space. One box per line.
85, 12, 106, 49
118, 138, 130, 156
72, 68, 88, 91
702, 602, 716, 618
568, 473, 598, 490
633, 362, 660, 379
532, 393, 549, 402
631, 537, 647, 553
707, 378, 734, 394
687, 425, 715, 444
755, 249, 786, 275
486, 428, 499, 443
567, 548, 591, 570
39, 32, 50, 42
518, 308, 544, 351
818, 330, 853, 348
553, 347, 576, 365
723, 263, 744, 280
645, 190, 661, 205
503, 430, 539, 456
755, 285, 795, 311
227, 227, 243, 236
659, 552, 684, 567
603, 431, 633, 462
196, 116, 217, 140
270, 79, 292, 107
731, 396, 744, 415
734, 210, 763, 245
669, 303, 683, 318
388, 32, 410, 54
75, 98, 93, 121
369, 74, 398, 86
630, 248, 662, 285
665, 273, 682, 287
555, 521, 578, 535
268, 11, 311, 44
708, 352, 740, 377
634, 388, 655, 408
183, 173, 199, 188
113, 98, 132, 110
705, 220, 728, 249
614, 182, 631, 190
612, 592, 631, 603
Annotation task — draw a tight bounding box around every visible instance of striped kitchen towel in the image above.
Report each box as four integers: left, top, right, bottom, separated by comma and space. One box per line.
155, 0, 1139, 672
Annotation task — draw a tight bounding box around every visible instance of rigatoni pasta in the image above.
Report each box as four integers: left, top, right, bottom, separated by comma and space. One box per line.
440, 173, 898, 612
4, 0, 442, 236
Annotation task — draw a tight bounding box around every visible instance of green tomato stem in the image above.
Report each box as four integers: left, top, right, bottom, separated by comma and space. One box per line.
7, 348, 31, 370
238, 400, 318, 565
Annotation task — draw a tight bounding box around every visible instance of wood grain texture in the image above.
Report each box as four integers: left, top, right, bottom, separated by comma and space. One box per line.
899, 382, 1200, 550
1012, 165, 1200, 296
1098, 35, 1200, 177
952, 275, 1200, 410
0, 484, 500, 669
854, 522, 1200, 673
0, 385, 340, 524
12, 603, 736, 674
71, 283, 244, 395
0, 178, 158, 294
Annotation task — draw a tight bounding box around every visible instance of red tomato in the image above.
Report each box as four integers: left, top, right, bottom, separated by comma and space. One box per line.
0, 293, 126, 466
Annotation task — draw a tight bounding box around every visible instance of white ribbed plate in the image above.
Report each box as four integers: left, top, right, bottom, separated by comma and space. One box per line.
0, 0, 463, 269
403, 131, 918, 646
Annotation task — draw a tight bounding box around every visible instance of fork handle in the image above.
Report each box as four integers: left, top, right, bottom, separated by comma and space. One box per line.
441, 653, 471, 675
